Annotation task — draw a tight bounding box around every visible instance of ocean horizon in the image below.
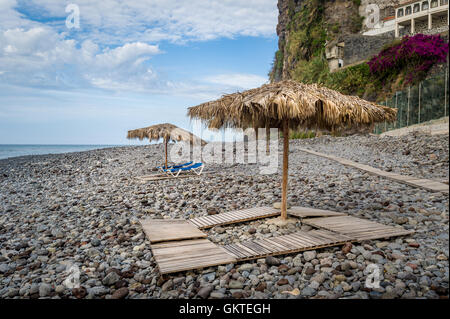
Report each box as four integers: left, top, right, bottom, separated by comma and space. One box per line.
0, 144, 123, 160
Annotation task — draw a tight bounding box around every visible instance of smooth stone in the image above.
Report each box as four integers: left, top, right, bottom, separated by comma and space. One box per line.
102, 272, 120, 286
228, 280, 244, 289
111, 287, 129, 299
39, 283, 52, 297
303, 251, 317, 262
197, 285, 213, 299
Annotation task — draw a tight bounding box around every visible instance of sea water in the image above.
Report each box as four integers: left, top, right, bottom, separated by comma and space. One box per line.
0, 144, 119, 160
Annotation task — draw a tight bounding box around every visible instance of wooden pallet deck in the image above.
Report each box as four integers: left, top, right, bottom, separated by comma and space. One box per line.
136, 174, 198, 182
287, 206, 347, 218
188, 206, 347, 230
223, 229, 353, 261
189, 206, 280, 229
400, 178, 449, 193
144, 210, 413, 274
151, 239, 236, 274
303, 215, 414, 241
140, 219, 207, 244
298, 147, 449, 193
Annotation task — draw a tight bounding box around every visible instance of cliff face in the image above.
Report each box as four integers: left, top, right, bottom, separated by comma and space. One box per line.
270, 0, 410, 82
271, 0, 362, 82
270, 0, 448, 102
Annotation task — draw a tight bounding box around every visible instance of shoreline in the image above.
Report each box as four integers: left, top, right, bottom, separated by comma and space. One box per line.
0, 145, 133, 162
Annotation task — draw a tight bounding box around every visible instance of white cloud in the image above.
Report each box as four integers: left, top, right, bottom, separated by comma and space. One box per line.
0, 0, 35, 29
0, 0, 276, 97
204, 73, 268, 90
19, 0, 278, 44
0, 27, 161, 89
0, 25, 269, 98
93, 42, 160, 67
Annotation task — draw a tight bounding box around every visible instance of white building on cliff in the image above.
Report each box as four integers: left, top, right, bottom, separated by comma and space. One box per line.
326, 0, 449, 72
394, 0, 449, 37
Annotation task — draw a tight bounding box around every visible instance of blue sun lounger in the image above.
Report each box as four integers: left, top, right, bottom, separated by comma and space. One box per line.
157, 161, 193, 172
163, 162, 204, 177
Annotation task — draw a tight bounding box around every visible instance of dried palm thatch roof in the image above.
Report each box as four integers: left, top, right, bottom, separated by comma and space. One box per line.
188, 80, 397, 131
127, 123, 205, 145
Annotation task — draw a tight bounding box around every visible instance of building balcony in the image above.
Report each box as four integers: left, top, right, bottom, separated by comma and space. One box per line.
395, 0, 449, 37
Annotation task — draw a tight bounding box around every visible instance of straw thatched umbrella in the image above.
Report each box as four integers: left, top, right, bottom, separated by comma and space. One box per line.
127, 123, 205, 169
188, 80, 397, 220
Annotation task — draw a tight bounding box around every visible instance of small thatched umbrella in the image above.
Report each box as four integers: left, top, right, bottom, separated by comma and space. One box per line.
127, 123, 205, 169
188, 80, 397, 220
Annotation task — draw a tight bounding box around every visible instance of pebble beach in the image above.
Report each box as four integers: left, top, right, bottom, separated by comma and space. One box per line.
0, 132, 448, 299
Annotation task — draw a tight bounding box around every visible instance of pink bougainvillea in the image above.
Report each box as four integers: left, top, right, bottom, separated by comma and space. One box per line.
367, 34, 448, 83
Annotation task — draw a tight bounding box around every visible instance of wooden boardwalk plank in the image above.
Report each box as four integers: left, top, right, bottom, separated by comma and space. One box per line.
287, 206, 347, 218
149, 216, 414, 273
151, 239, 236, 274
145, 212, 413, 274
298, 147, 449, 193
223, 229, 353, 261
151, 228, 355, 274
303, 216, 414, 241
137, 174, 194, 182
136, 171, 212, 182
140, 219, 207, 244
189, 206, 348, 230
190, 206, 280, 229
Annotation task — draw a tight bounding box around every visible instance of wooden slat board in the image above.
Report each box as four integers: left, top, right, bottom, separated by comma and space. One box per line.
189, 206, 280, 229
298, 147, 449, 193
151, 239, 237, 274
400, 178, 449, 193
140, 219, 207, 243
302, 216, 414, 241
287, 206, 347, 218
223, 229, 353, 261
137, 174, 196, 182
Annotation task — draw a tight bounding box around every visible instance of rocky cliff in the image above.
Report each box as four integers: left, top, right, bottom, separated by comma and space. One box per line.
270, 0, 363, 82
269, 0, 448, 102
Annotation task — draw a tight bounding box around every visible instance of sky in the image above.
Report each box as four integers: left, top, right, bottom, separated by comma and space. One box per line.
0, 0, 279, 144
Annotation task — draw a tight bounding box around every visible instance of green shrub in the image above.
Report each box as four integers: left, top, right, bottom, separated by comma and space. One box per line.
324, 63, 371, 96
350, 14, 364, 33
291, 54, 329, 84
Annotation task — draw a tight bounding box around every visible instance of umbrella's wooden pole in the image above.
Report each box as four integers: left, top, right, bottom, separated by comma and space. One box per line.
164, 138, 168, 169
266, 126, 270, 155
281, 119, 289, 220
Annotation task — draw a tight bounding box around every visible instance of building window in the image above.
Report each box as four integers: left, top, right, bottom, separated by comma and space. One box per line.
405, 6, 412, 15
440, 0, 448, 5
423, 1, 429, 10
431, 0, 438, 7
398, 8, 404, 17
414, 4, 421, 12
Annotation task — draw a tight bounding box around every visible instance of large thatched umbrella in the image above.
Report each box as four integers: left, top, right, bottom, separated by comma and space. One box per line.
127, 123, 205, 169
188, 80, 397, 220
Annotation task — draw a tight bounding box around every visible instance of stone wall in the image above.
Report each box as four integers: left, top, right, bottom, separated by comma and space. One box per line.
341, 33, 395, 66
